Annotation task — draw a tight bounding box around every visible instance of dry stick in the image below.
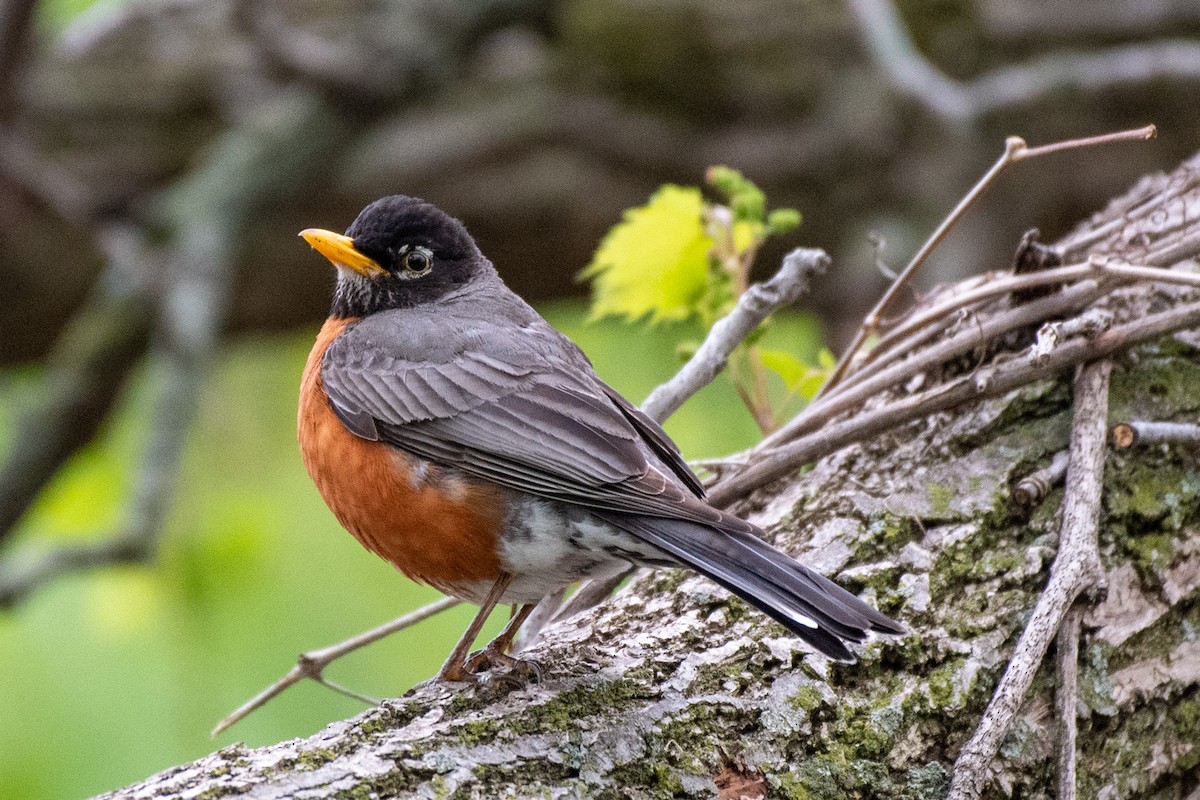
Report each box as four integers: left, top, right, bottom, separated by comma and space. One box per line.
1112, 420, 1200, 449
640, 247, 828, 422
708, 301, 1200, 508
816, 125, 1156, 401
1056, 606, 1084, 800
852, 261, 1169, 380
759, 257, 1200, 456
212, 597, 461, 736
1012, 450, 1070, 508
835, 259, 1200, 407
946, 360, 1111, 800
760, 278, 1116, 454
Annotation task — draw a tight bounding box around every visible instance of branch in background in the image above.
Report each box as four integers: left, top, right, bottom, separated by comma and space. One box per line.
0, 224, 156, 549
947, 360, 1111, 800
848, 0, 1200, 123
639, 247, 827, 422
0, 90, 353, 606
0, 132, 103, 227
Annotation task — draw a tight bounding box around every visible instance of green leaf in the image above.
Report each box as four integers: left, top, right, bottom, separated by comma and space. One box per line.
758, 348, 807, 391
817, 347, 837, 369
581, 185, 712, 323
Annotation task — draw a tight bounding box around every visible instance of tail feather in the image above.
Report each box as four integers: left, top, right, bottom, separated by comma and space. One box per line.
602, 514, 904, 661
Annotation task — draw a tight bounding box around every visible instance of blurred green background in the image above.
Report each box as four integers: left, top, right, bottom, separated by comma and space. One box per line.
0, 301, 821, 799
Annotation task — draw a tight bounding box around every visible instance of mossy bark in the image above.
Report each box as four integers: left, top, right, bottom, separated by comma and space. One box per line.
96, 156, 1200, 799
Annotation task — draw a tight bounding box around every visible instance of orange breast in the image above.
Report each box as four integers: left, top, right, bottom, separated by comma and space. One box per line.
297, 317, 506, 589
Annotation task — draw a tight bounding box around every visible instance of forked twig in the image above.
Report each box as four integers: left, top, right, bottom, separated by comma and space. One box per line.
946, 360, 1110, 800
213, 596, 460, 736
816, 126, 1156, 399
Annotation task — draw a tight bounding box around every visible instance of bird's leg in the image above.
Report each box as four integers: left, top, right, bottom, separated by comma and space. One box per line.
463, 601, 541, 681
434, 573, 513, 683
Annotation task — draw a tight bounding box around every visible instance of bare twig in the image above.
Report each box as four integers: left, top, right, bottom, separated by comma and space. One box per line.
708, 302, 1199, 508
947, 360, 1111, 800
764, 278, 1115, 453
1056, 605, 1083, 800
816, 125, 1155, 399
1012, 450, 1070, 508
639, 247, 827, 422
1111, 420, 1200, 449
212, 597, 461, 736
849, 0, 1200, 123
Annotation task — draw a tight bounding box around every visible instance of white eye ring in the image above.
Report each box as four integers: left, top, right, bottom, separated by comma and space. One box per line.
398, 245, 433, 278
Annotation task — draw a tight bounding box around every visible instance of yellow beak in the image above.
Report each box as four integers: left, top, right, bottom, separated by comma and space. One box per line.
299, 228, 386, 278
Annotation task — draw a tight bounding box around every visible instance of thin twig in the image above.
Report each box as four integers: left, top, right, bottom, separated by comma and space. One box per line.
1056, 605, 1083, 800
708, 302, 1199, 508
760, 256, 1196, 455
762, 278, 1115, 453
212, 597, 461, 736
853, 258, 1200, 379
816, 125, 1156, 399
946, 360, 1111, 800
639, 247, 827, 422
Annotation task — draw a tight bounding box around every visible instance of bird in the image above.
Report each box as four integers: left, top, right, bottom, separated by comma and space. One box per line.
297, 195, 903, 682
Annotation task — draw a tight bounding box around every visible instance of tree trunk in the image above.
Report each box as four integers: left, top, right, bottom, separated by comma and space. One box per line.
96, 155, 1200, 799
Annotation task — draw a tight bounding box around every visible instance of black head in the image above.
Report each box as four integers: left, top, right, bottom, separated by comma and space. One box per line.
301, 195, 487, 318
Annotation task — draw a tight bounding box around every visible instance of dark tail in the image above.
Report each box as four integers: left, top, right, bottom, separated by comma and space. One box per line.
602, 514, 904, 661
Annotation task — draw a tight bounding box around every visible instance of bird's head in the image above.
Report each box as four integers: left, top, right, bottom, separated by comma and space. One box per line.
301, 195, 485, 317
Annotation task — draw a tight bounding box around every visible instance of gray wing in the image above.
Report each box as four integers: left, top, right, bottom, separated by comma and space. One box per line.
321, 309, 724, 525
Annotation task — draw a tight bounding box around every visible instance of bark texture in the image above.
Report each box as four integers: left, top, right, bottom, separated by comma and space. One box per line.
98, 156, 1200, 799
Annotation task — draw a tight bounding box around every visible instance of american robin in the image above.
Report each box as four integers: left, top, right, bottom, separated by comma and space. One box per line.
298, 195, 902, 682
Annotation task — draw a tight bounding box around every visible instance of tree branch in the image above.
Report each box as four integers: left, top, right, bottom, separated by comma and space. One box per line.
947, 360, 1111, 800
848, 0, 1200, 123
639, 247, 827, 422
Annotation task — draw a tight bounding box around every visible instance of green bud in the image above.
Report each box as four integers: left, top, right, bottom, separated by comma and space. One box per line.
767, 208, 802, 235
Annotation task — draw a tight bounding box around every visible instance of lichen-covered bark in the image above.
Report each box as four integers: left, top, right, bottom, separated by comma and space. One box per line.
99, 162, 1200, 800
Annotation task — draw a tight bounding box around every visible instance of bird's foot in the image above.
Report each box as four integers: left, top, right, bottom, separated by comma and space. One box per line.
464, 647, 543, 686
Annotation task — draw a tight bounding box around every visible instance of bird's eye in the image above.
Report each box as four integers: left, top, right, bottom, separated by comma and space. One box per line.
400, 246, 433, 278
